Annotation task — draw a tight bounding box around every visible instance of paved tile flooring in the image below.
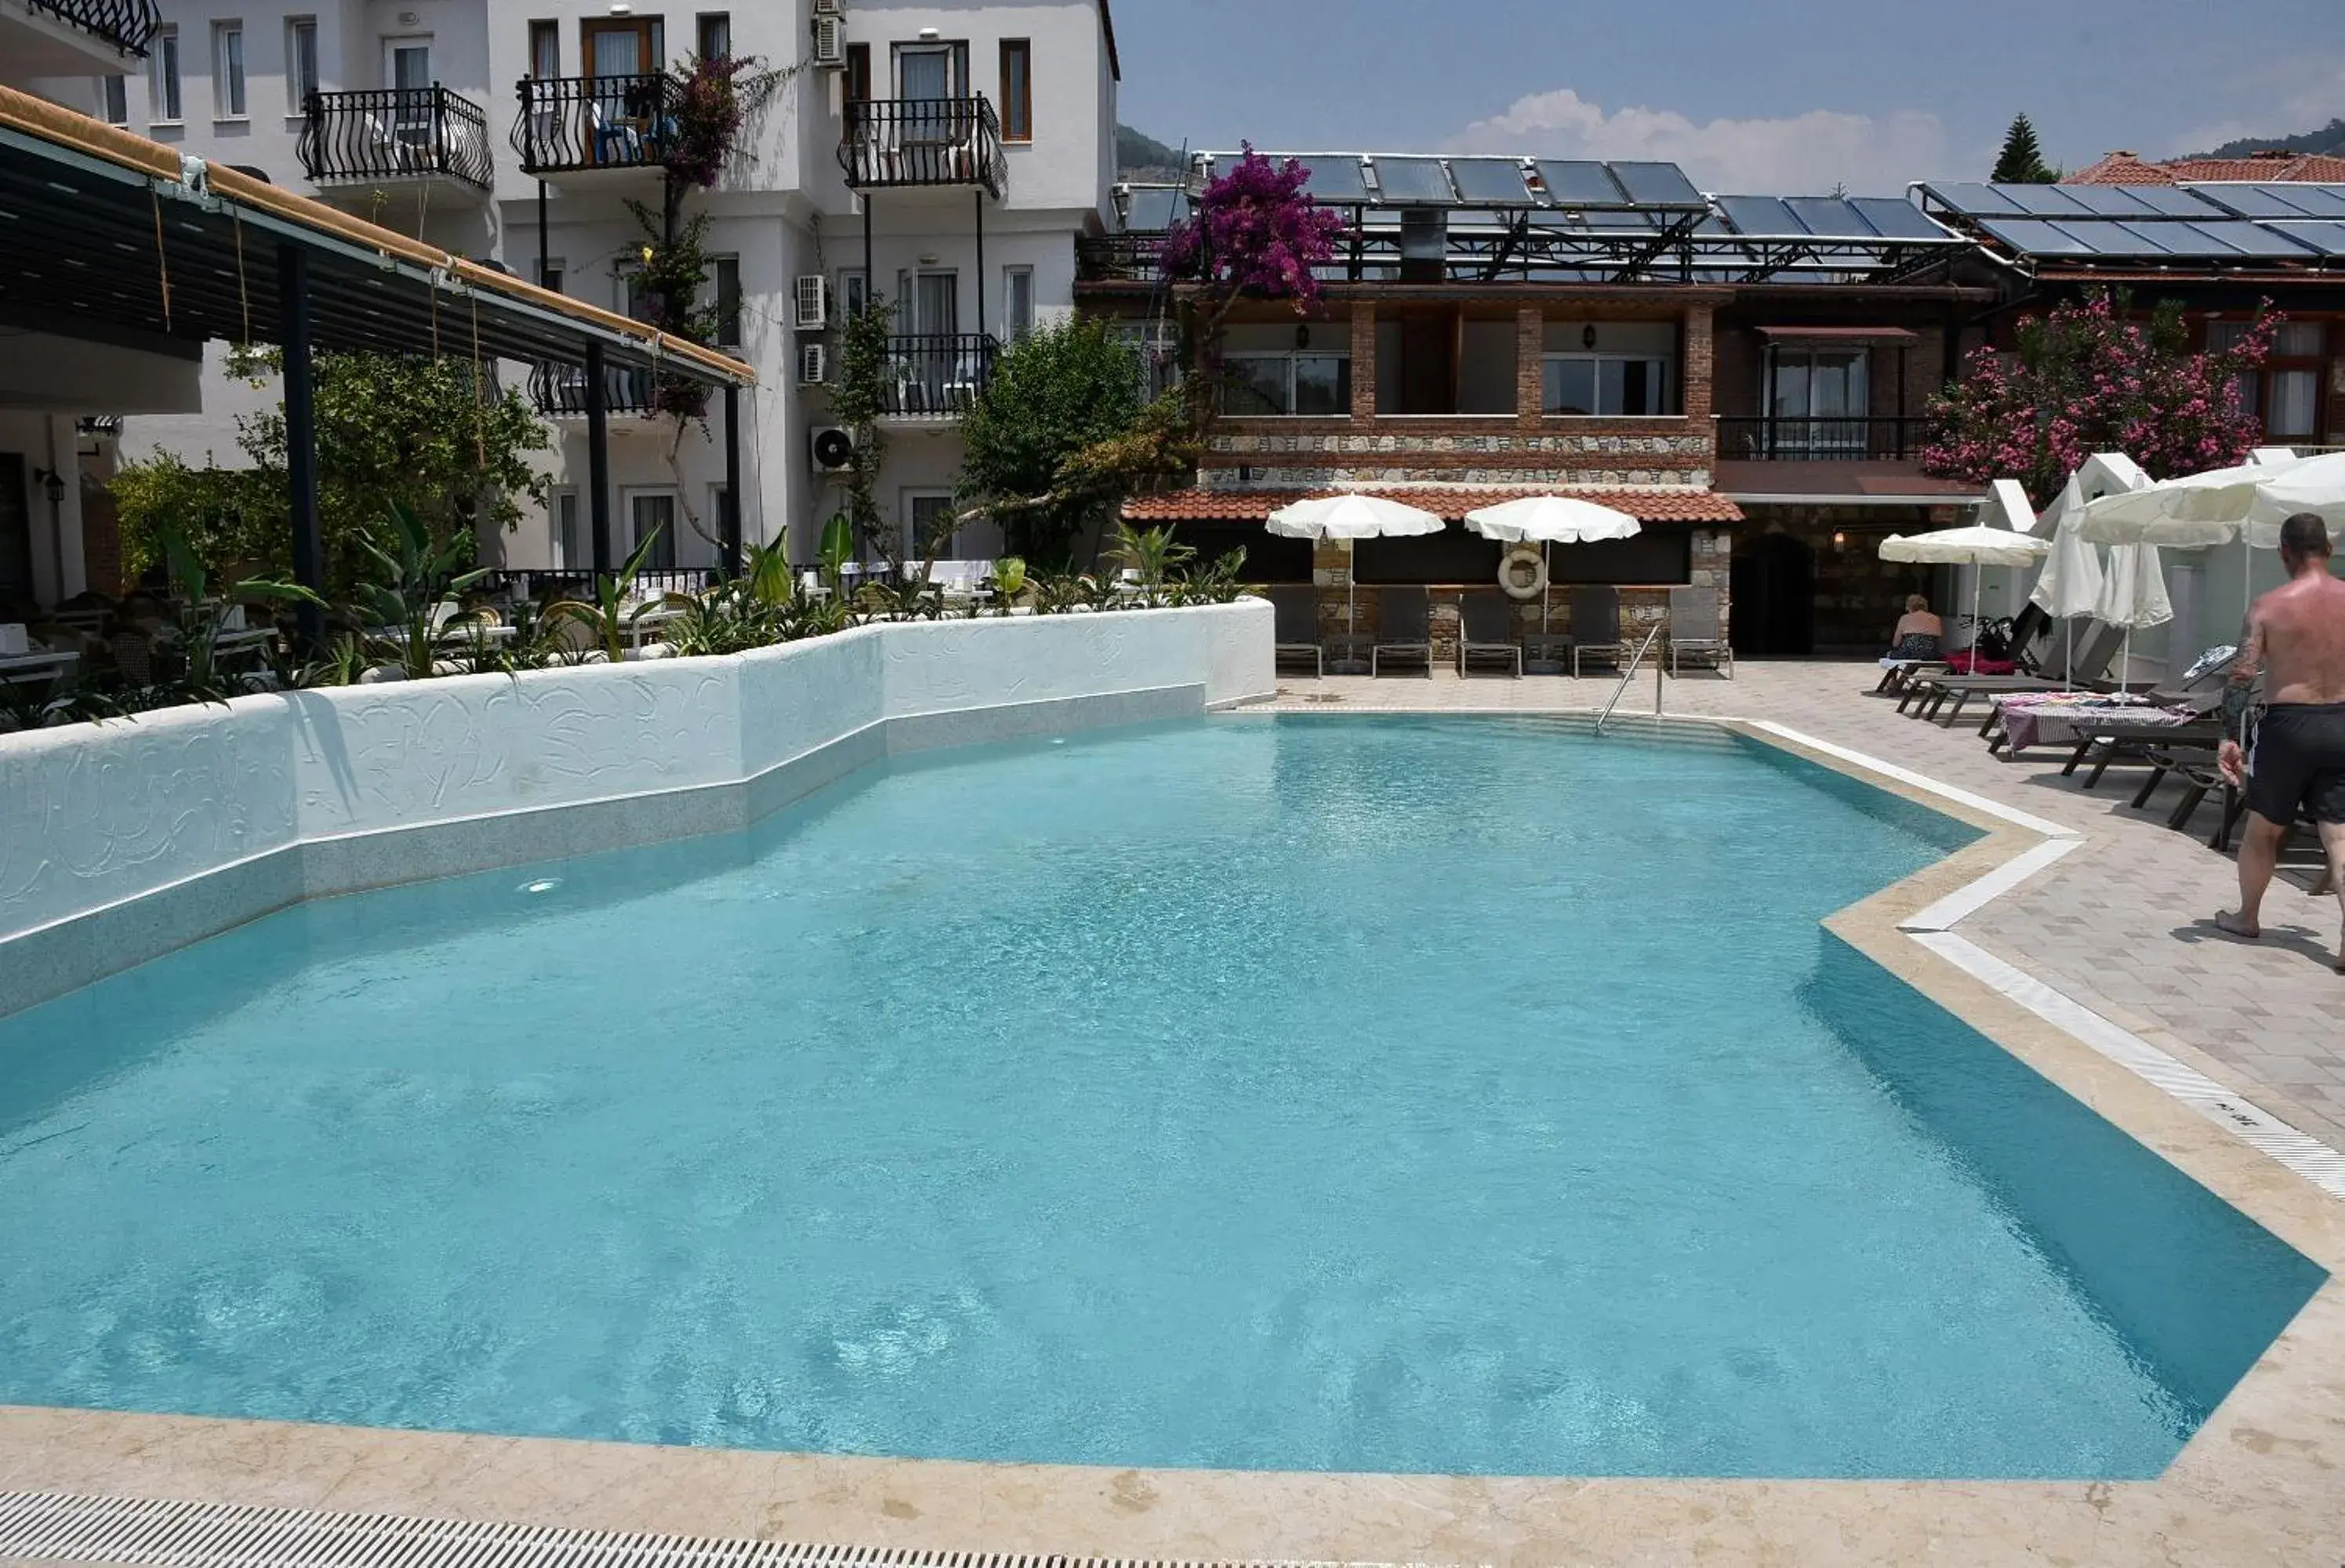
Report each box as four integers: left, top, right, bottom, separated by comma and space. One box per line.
1254, 660, 2345, 1156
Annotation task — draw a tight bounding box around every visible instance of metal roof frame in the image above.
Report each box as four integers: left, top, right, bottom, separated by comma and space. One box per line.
1914, 177, 2345, 274
0, 85, 752, 383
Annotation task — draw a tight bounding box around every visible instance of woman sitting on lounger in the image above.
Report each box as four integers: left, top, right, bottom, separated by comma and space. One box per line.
1886, 594, 1944, 662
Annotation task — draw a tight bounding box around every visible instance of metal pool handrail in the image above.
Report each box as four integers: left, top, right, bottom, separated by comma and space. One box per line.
1595, 619, 1666, 735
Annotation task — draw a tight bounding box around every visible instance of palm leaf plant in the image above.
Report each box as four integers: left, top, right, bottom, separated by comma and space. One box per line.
544, 524, 670, 663
1111, 521, 1194, 607
157, 522, 322, 699
347, 500, 495, 679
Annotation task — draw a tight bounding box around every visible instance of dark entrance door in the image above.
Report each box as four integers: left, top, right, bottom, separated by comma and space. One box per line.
0, 453, 32, 606
1730, 532, 1814, 656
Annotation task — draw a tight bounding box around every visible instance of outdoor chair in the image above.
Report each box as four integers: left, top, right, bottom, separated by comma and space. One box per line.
1371, 586, 1434, 677
1456, 590, 1522, 678
1569, 586, 1625, 678
1667, 585, 1732, 678
1267, 586, 1323, 678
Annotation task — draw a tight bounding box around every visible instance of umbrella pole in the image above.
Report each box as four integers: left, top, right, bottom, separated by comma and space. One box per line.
1970, 566, 1982, 670
1347, 539, 1357, 637
1541, 543, 1551, 633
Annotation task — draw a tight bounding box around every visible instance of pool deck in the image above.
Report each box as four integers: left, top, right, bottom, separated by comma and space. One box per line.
6, 659, 2345, 1568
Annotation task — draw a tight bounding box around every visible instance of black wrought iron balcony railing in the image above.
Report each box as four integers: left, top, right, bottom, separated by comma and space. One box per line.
1715, 416, 1936, 462
512, 74, 677, 175
878, 334, 997, 416
24, 0, 160, 55
840, 97, 1006, 198
299, 88, 493, 190
1075, 232, 1167, 284
528, 360, 659, 419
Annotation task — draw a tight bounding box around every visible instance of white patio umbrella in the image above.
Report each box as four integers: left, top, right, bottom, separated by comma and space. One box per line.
1462, 495, 1641, 636
1265, 493, 1444, 633
2092, 543, 2173, 691
2079, 451, 2345, 626
1879, 525, 2049, 664
2031, 477, 2106, 689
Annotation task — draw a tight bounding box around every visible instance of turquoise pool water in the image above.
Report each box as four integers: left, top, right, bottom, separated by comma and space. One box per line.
0, 717, 2324, 1479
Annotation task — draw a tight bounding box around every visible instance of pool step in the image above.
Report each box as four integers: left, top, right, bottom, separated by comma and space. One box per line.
0, 1491, 1378, 1568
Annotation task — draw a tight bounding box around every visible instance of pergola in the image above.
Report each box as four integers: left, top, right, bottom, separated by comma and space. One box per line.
0, 84, 754, 641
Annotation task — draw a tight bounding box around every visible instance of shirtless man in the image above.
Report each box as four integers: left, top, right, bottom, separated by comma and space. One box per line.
2216, 512, 2345, 970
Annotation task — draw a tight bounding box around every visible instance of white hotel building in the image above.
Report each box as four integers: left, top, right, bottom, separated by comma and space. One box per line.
16, 0, 1120, 583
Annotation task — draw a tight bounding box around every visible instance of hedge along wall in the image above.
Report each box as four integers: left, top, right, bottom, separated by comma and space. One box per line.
0, 601, 1276, 1015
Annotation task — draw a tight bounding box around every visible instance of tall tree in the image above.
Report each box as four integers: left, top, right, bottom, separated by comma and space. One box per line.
957, 321, 1152, 564
1922, 289, 2275, 505
1991, 114, 2058, 183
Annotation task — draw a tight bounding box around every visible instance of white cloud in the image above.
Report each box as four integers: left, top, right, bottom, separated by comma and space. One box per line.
1447, 87, 1957, 196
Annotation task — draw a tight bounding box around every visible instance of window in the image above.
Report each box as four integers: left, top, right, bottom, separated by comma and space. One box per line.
998, 39, 1032, 142
101, 75, 129, 125
528, 20, 559, 77
554, 491, 579, 568
628, 492, 678, 570
212, 22, 245, 118
837, 269, 869, 318
1003, 265, 1033, 339
903, 489, 957, 558
285, 18, 317, 111
2212, 319, 2329, 441
713, 256, 742, 348
1222, 352, 1350, 416
150, 27, 181, 122
695, 12, 731, 61
1545, 354, 1671, 416
843, 42, 870, 103
1110, 320, 1181, 399
893, 41, 967, 99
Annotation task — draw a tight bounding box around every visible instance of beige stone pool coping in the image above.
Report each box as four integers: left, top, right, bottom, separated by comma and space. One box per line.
5, 711, 2345, 1566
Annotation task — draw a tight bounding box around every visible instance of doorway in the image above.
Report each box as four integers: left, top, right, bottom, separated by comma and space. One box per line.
382, 37, 432, 150
1730, 533, 1815, 656
0, 454, 30, 606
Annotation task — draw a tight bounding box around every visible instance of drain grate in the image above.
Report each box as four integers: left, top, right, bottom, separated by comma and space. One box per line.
0, 1492, 1385, 1568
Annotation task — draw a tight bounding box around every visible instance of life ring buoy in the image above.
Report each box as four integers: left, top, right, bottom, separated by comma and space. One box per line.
1498, 546, 1548, 601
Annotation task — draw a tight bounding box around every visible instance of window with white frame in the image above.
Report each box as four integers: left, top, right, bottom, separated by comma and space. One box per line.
285, 18, 318, 113
212, 21, 245, 118
150, 27, 182, 122
902, 489, 957, 559
101, 75, 129, 124
1222, 350, 1349, 416
1545, 353, 1672, 416
837, 270, 869, 318
1003, 265, 1034, 339
553, 490, 579, 568
1110, 320, 1181, 400
626, 491, 678, 570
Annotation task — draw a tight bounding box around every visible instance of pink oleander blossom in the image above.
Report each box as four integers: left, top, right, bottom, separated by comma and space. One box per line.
1922, 288, 2277, 506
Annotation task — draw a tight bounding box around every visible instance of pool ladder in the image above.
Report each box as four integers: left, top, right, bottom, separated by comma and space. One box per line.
1594, 620, 1667, 735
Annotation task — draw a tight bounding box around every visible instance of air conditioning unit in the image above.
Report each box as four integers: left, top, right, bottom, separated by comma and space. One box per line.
793, 274, 830, 332
809, 11, 845, 67
798, 342, 831, 386
810, 424, 855, 471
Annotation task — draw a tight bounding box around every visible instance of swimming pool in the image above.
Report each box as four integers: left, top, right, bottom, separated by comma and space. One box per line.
0, 716, 2323, 1479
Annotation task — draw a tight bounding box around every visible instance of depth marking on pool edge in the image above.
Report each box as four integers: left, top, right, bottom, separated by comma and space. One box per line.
0, 1492, 1403, 1568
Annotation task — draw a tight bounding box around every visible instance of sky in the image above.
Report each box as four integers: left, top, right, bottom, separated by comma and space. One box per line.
1109, 0, 2344, 194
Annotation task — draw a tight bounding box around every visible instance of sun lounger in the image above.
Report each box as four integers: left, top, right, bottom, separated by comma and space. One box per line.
1570, 586, 1624, 677
1908, 623, 2125, 725
1667, 585, 1732, 677
1457, 590, 1522, 678
1266, 585, 1323, 678
1372, 585, 1434, 677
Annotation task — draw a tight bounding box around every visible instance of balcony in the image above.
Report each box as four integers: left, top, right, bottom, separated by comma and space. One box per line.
16, 0, 159, 57
299, 88, 493, 192
840, 97, 1006, 199
1715, 416, 1933, 462
528, 359, 659, 420
512, 74, 675, 176
877, 334, 997, 418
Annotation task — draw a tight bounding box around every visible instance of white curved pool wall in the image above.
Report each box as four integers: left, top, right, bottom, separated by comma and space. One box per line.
0, 601, 1274, 1015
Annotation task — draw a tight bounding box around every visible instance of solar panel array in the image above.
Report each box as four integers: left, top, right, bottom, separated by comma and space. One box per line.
1918, 180, 2345, 262
1188, 152, 1711, 212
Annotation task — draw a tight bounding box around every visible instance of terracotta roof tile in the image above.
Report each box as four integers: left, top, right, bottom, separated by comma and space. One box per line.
1123, 486, 1745, 524
2066, 150, 2345, 185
